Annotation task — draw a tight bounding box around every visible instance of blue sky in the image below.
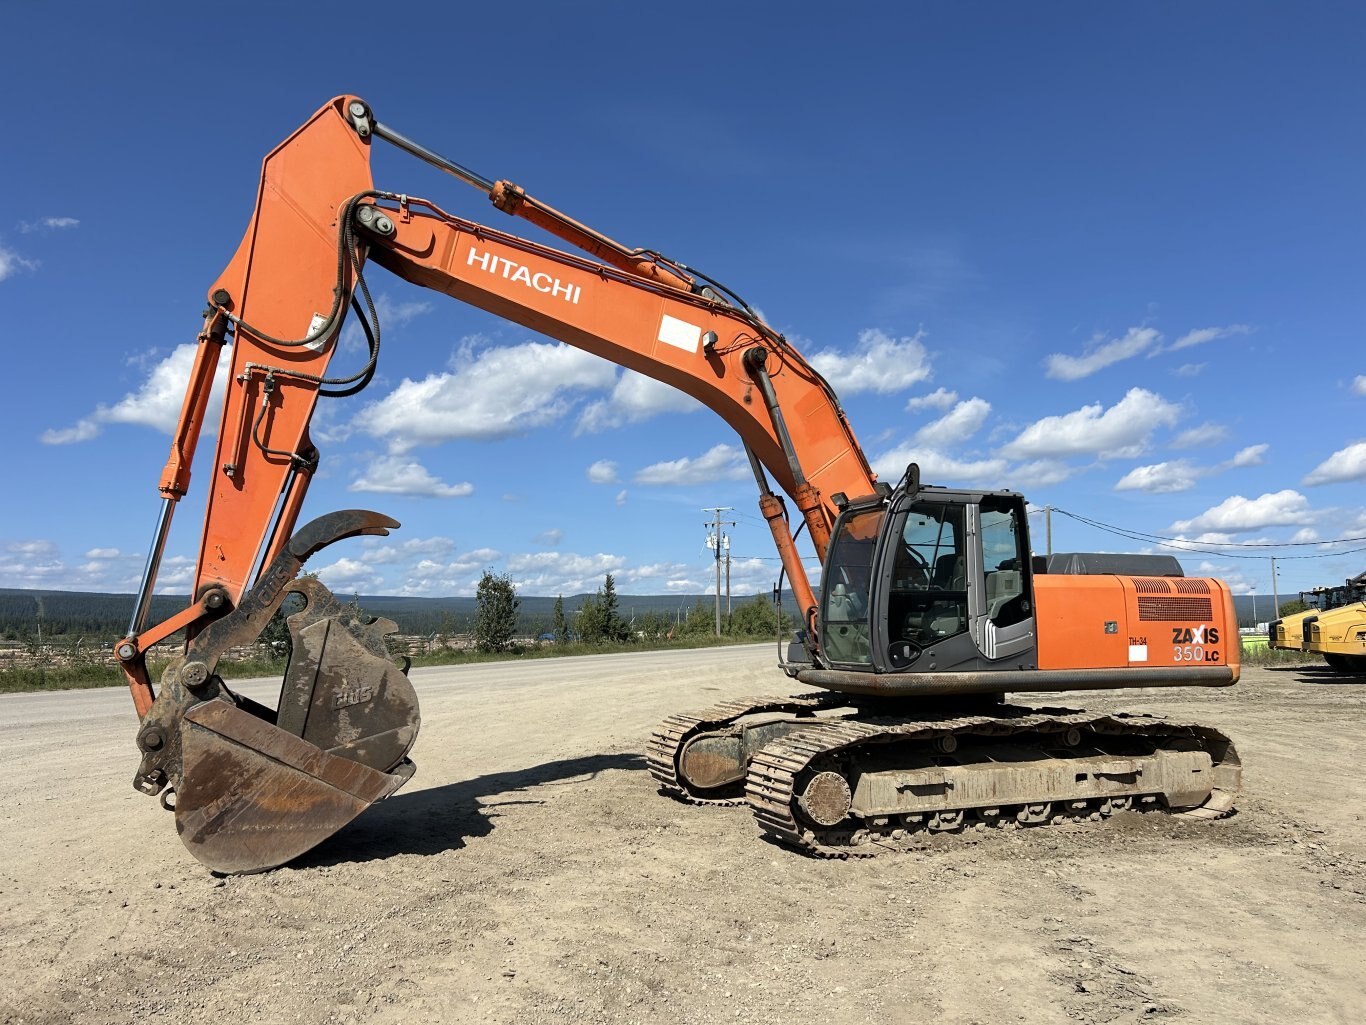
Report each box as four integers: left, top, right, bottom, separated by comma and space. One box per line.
2, 3, 1363, 602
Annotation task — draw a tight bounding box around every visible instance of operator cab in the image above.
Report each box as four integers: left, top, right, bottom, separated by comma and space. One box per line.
817, 467, 1036, 674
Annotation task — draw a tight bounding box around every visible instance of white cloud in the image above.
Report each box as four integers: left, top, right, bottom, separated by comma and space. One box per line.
1353, 376, 1366, 396
505, 551, 629, 593
356, 535, 457, 565
808, 328, 932, 395
1230, 443, 1269, 467
535, 528, 564, 547
1044, 327, 1158, 381
41, 343, 233, 443
576, 371, 700, 434
0, 539, 166, 592
1001, 388, 1182, 460
913, 398, 990, 448
1003, 459, 1079, 489
1170, 422, 1229, 449
1170, 490, 1315, 534
313, 557, 385, 592
1042, 324, 1251, 381
349, 455, 474, 498
7, 539, 59, 558
1303, 441, 1366, 486
19, 217, 79, 233
1115, 460, 1202, 494
354, 341, 615, 451
392, 546, 503, 596
586, 460, 620, 484
871, 444, 1008, 488
0, 244, 38, 281
634, 444, 750, 486
40, 420, 102, 445
1116, 443, 1272, 493
1290, 527, 1319, 543
1164, 324, 1251, 353
905, 387, 958, 412
616, 489, 628, 506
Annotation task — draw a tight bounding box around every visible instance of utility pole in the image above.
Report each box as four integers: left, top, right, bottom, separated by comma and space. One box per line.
1271, 557, 1279, 620
1045, 505, 1053, 557
725, 535, 732, 617
704, 507, 735, 637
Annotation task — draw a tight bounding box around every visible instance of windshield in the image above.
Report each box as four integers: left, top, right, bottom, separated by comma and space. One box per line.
820, 506, 885, 665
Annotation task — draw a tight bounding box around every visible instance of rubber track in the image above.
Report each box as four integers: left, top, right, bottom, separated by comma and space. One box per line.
745, 705, 1241, 858
646, 693, 844, 806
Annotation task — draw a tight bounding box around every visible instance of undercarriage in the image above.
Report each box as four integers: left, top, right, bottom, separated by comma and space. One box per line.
649, 694, 1241, 858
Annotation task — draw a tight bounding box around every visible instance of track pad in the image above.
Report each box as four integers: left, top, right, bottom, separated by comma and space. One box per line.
176, 699, 413, 873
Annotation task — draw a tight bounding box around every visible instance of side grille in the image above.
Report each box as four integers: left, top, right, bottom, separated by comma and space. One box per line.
1133, 577, 1174, 594
1138, 596, 1214, 621
1174, 579, 1212, 594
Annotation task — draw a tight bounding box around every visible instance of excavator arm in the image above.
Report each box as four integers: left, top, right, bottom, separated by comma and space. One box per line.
118, 96, 879, 872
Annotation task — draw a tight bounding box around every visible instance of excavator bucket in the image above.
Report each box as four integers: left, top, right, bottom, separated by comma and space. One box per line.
176, 698, 414, 874
133, 511, 422, 873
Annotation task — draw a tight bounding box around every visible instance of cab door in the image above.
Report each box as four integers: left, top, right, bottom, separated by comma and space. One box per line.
972, 495, 1036, 662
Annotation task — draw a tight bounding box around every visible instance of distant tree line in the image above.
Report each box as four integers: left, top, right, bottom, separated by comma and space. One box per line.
0, 581, 796, 644
470, 571, 793, 651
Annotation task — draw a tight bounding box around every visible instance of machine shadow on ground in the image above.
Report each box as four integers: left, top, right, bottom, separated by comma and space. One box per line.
1268, 664, 1366, 686
294, 752, 647, 869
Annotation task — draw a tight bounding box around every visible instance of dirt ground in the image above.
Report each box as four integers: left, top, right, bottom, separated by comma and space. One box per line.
1, 645, 1363, 1025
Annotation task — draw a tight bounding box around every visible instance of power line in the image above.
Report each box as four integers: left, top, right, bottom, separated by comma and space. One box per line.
1053, 508, 1366, 561
1055, 508, 1366, 548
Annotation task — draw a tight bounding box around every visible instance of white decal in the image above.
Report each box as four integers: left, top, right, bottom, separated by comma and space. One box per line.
1128, 644, 1149, 662
305, 313, 331, 352
467, 246, 581, 304
658, 314, 701, 353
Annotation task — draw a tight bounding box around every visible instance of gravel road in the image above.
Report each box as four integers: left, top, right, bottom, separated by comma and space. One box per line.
1, 646, 1363, 1025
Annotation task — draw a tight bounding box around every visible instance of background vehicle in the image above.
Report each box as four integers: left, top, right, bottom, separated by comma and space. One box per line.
1301, 598, 1366, 673
1270, 573, 1366, 656
117, 97, 1241, 872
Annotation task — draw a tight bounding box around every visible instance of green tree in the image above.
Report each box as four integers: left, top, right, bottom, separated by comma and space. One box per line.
636, 610, 669, 642
552, 595, 569, 644
1277, 598, 1309, 618
726, 593, 793, 637
598, 573, 628, 642
578, 574, 629, 644
473, 571, 520, 653
680, 599, 715, 635
577, 593, 603, 643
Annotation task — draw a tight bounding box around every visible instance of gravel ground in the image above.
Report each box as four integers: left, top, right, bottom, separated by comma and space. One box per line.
1, 646, 1362, 1025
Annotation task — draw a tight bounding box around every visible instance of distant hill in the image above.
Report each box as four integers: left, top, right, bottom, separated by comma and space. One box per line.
0, 587, 796, 640
0, 586, 1308, 640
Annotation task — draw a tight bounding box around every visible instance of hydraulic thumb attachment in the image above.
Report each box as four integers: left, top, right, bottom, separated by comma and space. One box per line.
133, 510, 421, 874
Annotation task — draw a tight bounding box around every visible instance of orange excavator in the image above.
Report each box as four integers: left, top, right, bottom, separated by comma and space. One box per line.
117, 97, 1241, 872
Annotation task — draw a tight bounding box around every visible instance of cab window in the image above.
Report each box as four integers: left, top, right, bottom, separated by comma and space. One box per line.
820, 506, 884, 665
979, 497, 1030, 627
888, 502, 967, 646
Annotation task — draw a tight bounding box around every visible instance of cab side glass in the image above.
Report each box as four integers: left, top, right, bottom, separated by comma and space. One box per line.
888, 502, 968, 647
821, 507, 884, 665
979, 497, 1031, 627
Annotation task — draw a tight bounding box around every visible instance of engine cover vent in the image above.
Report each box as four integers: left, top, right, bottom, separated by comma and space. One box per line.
1138, 596, 1214, 621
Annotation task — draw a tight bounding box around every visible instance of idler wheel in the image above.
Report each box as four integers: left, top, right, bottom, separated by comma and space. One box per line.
797, 770, 853, 827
